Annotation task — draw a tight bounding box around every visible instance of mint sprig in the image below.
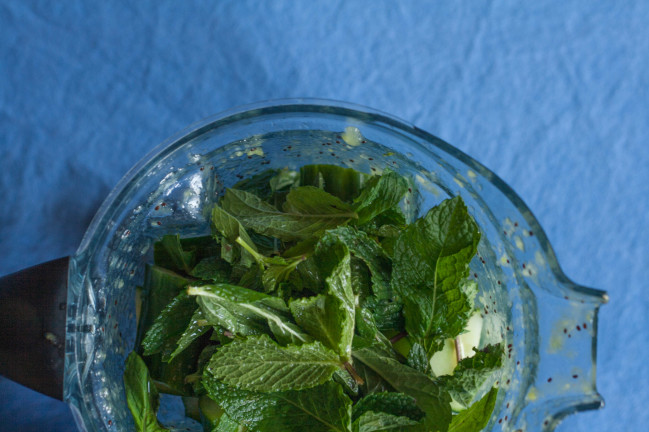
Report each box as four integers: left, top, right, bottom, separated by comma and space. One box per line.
392, 196, 480, 356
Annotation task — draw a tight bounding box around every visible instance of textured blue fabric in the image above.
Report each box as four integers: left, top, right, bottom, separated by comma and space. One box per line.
1, 1, 647, 431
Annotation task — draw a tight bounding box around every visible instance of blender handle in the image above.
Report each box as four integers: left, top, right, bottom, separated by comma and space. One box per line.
0, 256, 70, 401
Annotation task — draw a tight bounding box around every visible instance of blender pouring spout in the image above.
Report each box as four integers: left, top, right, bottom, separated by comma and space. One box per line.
512, 282, 608, 431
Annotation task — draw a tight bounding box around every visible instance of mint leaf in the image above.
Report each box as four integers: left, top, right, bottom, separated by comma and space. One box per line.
232, 169, 278, 201
269, 167, 299, 192
123, 352, 169, 432
439, 345, 503, 409
289, 294, 352, 360
324, 226, 392, 300
249, 231, 282, 256
350, 256, 372, 299
352, 170, 409, 225
136, 265, 190, 348
190, 256, 231, 282
283, 236, 318, 258
352, 393, 424, 422
300, 164, 369, 202
448, 387, 498, 432
149, 338, 206, 396
141, 292, 197, 359
214, 413, 246, 432
352, 411, 420, 432
203, 378, 352, 432
406, 342, 429, 375
392, 196, 480, 355
155, 234, 196, 274
352, 346, 452, 431
223, 187, 357, 241
206, 335, 341, 392
231, 233, 306, 293
355, 307, 393, 353
293, 255, 325, 294
323, 227, 404, 333
262, 257, 304, 292
354, 361, 393, 395
212, 205, 258, 267
360, 206, 407, 235
188, 284, 310, 345
188, 284, 266, 336
313, 238, 356, 362
166, 308, 210, 362
362, 297, 404, 332
334, 367, 360, 397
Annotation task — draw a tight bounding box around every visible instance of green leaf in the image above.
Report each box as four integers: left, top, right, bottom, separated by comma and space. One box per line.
190, 256, 231, 282
249, 231, 282, 256
188, 284, 310, 345
136, 265, 190, 349
223, 187, 357, 241
380, 236, 398, 258
232, 168, 278, 201
355, 307, 393, 354
269, 167, 299, 192
333, 367, 360, 398
206, 335, 341, 392
167, 308, 211, 362
149, 336, 206, 396
352, 411, 420, 432
184, 235, 223, 260
353, 346, 452, 431
350, 257, 372, 300
353, 360, 393, 395
203, 378, 352, 432
361, 206, 408, 234
123, 352, 169, 432
289, 294, 351, 359
300, 164, 369, 202
259, 255, 306, 293
448, 387, 498, 432
406, 343, 430, 375
136, 269, 197, 394
153, 235, 218, 272
142, 292, 197, 359
214, 413, 247, 432
155, 234, 196, 274
362, 297, 404, 333
392, 196, 480, 356
313, 238, 356, 362
283, 236, 318, 258
358, 209, 407, 254
231, 234, 305, 293
439, 345, 503, 409
324, 226, 393, 300
352, 393, 425, 422
352, 170, 409, 225
294, 255, 325, 293
190, 345, 220, 395
211, 205, 258, 267
236, 265, 264, 291
323, 227, 405, 334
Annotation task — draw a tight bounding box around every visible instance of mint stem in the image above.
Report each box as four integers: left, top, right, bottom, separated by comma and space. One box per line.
389, 331, 408, 344
235, 236, 265, 269
343, 362, 365, 386
455, 337, 464, 362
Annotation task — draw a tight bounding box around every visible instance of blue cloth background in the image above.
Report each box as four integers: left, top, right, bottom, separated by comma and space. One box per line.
1, 1, 647, 431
